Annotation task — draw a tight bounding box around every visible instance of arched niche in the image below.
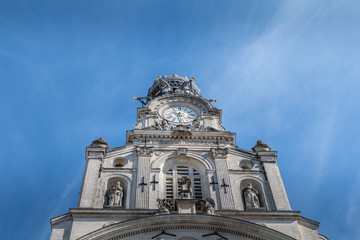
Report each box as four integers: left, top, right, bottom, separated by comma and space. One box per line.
240, 178, 267, 210
97, 175, 131, 209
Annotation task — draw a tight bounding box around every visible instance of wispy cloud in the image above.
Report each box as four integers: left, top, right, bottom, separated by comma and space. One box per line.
345, 173, 360, 238
38, 173, 81, 240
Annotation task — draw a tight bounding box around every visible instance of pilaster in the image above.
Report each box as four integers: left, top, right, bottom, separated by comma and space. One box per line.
211, 147, 235, 210
135, 146, 153, 208
258, 151, 291, 211
78, 138, 109, 208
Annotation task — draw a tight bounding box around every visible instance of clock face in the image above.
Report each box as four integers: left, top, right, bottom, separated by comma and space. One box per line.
163, 107, 197, 123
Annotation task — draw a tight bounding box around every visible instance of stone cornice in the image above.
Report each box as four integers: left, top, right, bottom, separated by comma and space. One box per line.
51, 209, 320, 236
50, 213, 72, 227
63, 208, 305, 220
127, 129, 236, 145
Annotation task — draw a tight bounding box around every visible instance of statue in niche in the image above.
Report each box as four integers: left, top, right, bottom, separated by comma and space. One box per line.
157, 199, 174, 215
244, 183, 260, 209
198, 198, 216, 215
107, 181, 124, 207
178, 176, 193, 199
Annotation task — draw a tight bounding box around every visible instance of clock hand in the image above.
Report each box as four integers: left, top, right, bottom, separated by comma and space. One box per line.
176, 113, 181, 123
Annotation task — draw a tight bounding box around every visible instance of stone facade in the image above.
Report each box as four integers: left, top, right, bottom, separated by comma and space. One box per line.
50, 75, 327, 240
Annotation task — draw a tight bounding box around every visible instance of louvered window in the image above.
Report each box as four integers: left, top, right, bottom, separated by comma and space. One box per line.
165, 166, 202, 200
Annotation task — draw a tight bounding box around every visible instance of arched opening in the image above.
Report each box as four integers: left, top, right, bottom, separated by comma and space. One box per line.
165, 165, 202, 200
162, 156, 208, 200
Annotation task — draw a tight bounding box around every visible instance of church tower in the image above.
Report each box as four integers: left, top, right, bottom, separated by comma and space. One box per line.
50, 74, 327, 240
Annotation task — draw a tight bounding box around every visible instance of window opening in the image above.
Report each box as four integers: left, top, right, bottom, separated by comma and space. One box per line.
165, 165, 202, 200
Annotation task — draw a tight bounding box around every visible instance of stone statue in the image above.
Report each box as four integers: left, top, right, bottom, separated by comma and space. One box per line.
244, 184, 260, 209
178, 176, 193, 199
155, 119, 172, 130
198, 198, 216, 215
191, 119, 204, 131
108, 181, 123, 207
158, 199, 174, 215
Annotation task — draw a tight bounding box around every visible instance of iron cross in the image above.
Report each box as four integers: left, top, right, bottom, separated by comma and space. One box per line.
220, 178, 229, 193
150, 175, 159, 190
138, 176, 148, 192
209, 176, 218, 191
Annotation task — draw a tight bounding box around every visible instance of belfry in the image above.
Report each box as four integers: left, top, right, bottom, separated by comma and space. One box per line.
50, 74, 327, 239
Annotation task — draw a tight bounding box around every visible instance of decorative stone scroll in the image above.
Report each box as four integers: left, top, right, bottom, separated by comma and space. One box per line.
136, 146, 154, 157
211, 147, 229, 159
106, 181, 124, 208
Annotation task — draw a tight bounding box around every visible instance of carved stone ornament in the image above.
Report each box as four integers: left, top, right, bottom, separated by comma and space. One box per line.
177, 148, 188, 156
251, 140, 271, 153
240, 159, 254, 171
197, 198, 216, 215
178, 176, 193, 199
136, 146, 154, 156
90, 137, 109, 148
244, 183, 260, 209
106, 181, 124, 208
154, 118, 218, 132
211, 147, 229, 159
157, 199, 174, 215
155, 119, 172, 130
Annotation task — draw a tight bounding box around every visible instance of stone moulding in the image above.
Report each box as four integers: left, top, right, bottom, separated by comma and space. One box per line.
76, 214, 296, 240
127, 129, 236, 145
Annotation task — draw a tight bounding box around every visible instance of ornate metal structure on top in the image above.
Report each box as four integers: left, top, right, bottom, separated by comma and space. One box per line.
134, 74, 202, 105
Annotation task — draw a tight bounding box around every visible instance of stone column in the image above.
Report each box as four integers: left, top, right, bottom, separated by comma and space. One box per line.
78, 138, 109, 208
135, 146, 153, 209
252, 140, 291, 211
211, 148, 235, 210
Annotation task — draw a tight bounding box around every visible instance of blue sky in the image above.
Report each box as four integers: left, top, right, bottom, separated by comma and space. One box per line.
1, 0, 359, 239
